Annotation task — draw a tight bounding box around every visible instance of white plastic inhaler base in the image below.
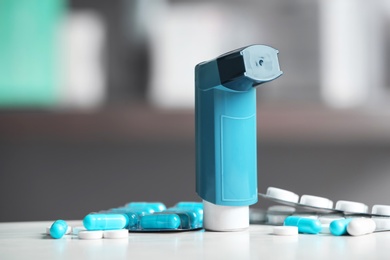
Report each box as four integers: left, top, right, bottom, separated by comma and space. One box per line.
203, 200, 249, 231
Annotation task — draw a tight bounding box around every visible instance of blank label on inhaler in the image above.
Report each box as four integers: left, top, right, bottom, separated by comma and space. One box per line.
221, 115, 256, 202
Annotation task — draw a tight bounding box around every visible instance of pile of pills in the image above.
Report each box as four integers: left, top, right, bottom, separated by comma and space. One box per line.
262, 187, 390, 237
46, 201, 203, 240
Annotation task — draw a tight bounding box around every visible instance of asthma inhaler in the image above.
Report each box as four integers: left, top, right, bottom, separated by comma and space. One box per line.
195, 45, 282, 231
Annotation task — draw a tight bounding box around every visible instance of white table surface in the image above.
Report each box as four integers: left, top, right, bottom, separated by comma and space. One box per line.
1, 221, 390, 260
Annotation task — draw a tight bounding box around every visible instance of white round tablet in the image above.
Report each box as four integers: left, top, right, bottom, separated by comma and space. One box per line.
372, 205, 390, 216
335, 200, 368, 213
266, 187, 299, 203
372, 218, 390, 231
103, 229, 129, 239
72, 226, 86, 235
267, 205, 296, 214
273, 226, 298, 236
300, 195, 333, 209
78, 230, 103, 240
347, 218, 376, 236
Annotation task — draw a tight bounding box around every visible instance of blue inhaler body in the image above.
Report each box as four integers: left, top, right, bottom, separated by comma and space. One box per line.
195, 45, 282, 231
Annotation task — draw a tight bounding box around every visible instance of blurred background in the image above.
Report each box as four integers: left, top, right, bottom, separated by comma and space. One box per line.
1, 0, 390, 222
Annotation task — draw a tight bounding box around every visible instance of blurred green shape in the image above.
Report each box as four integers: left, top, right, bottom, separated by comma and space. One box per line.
0, 0, 65, 108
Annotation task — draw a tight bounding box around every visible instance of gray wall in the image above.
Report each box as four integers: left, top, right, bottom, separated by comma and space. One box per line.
2, 139, 390, 222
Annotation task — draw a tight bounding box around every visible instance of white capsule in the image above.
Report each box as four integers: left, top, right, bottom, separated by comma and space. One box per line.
300, 195, 333, 209
335, 200, 368, 213
78, 230, 103, 240
372, 205, 390, 216
273, 226, 298, 236
103, 229, 129, 239
46, 225, 72, 235
347, 218, 376, 236
266, 187, 299, 203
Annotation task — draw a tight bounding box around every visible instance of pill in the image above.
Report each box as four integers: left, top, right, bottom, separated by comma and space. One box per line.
273, 226, 298, 236
50, 220, 68, 239
300, 195, 333, 209
72, 226, 86, 235
126, 202, 166, 212
164, 209, 201, 229
83, 214, 129, 231
372, 217, 390, 231
103, 229, 129, 239
107, 210, 144, 230
46, 225, 71, 235
140, 214, 181, 230
284, 216, 322, 234
266, 187, 299, 203
292, 214, 317, 219
329, 218, 352, 236
347, 218, 376, 236
123, 212, 139, 230
335, 200, 368, 213
174, 202, 204, 223
319, 216, 344, 234
175, 202, 203, 209
267, 205, 296, 214
78, 230, 103, 240
109, 207, 154, 215
372, 205, 390, 216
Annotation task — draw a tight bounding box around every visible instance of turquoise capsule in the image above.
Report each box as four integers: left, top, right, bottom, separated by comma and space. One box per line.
175, 202, 203, 209
83, 214, 129, 231
109, 207, 152, 216
111, 207, 154, 215
50, 219, 68, 239
140, 214, 181, 230
165, 208, 201, 228
284, 216, 322, 234
175, 202, 203, 224
330, 218, 352, 236
121, 212, 139, 230
126, 202, 166, 213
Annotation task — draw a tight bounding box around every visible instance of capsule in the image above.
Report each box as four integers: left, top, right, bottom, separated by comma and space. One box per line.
126, 202, 166, 213
284, 216, 322, 234
329, 218, 352, 236
108, 207, 153, 216
140, 214, 181, 230
175, 202, 203, 209
83, 214, 128, 231
121, 212, 139, 230
50, 219, 68, 239
174, 202, 204, 224
106, 208, 146, 229
347, 218, 376, 236
164, 208, 201, 229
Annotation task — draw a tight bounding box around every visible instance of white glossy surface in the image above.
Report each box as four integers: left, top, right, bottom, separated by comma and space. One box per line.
2, 221, 390, 259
